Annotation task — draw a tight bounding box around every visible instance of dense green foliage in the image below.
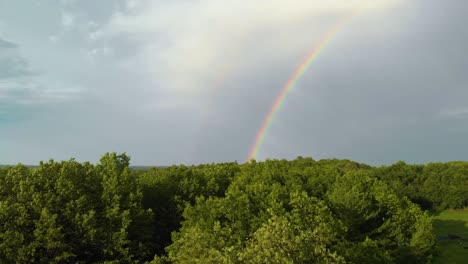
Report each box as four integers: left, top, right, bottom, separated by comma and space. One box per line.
0, 153, 153, 263
373, 161, 468, 211
0, 153, 466, 263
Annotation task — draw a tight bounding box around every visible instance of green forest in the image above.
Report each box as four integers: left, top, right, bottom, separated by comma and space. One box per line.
1, 153, 467, 263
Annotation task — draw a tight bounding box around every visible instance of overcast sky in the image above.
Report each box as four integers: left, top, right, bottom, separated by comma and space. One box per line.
1, 0, 467, 165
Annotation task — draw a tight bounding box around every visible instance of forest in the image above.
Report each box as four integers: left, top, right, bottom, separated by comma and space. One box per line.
0, 153, 467, 263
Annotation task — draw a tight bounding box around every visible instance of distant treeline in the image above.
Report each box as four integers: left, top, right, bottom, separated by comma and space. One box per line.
0, 165, 167, 170
0, 153, 466, 263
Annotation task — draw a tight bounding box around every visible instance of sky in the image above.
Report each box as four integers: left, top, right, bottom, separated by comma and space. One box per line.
1, 0, 468, 166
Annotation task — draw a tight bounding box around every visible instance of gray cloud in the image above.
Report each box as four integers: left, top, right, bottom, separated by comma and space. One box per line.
0, 37, 85, 126
434, 108, 468, 120
0, 39, 31, 79
0, 39, 16, 48
1, 0, 467, 165
254, 0, 468, 164
185, 0, 468, 164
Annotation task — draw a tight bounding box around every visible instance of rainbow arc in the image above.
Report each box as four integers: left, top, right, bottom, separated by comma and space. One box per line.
247, 10, 361, 161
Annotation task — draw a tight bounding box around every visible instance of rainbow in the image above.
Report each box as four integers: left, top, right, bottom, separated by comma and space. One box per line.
247, 11, 360, 161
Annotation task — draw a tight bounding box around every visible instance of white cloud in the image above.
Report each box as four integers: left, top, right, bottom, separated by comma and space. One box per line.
59, 0, 76, 5
61, 13, 75, 28
82, 47, 113, 60
126, 0, 141, 10
0, 44, 85, 105
87, 30, 102, 42
39, 85, 84, 101
0, 79, 85, 105
84, 0, 402, 113
48, 35, 59, 44
85, 21, 98, 30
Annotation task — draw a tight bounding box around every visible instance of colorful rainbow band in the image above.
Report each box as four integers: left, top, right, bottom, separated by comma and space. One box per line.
247, 11, 360, 161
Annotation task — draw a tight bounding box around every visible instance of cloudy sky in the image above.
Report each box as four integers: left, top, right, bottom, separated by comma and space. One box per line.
1, 0, 467, 165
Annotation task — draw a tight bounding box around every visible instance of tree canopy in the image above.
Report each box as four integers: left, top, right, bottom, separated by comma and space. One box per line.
1, 153, 466, 263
